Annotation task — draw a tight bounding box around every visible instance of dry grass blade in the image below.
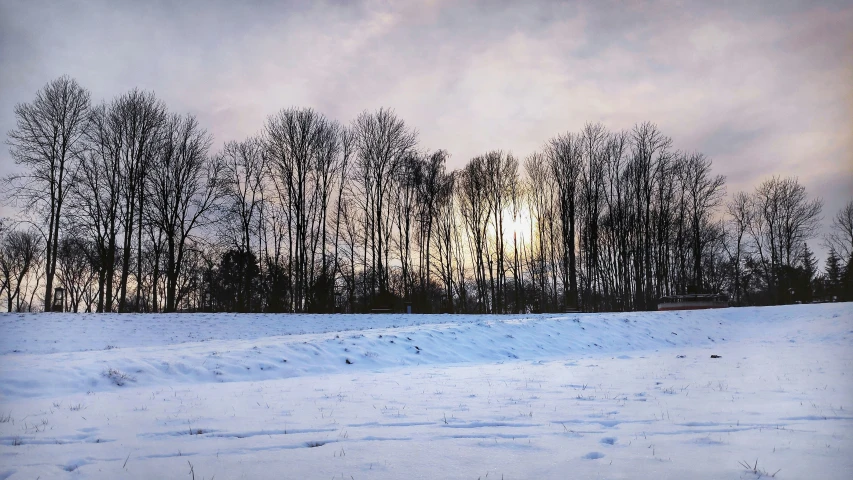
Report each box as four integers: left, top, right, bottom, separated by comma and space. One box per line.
739, 459, 780, 477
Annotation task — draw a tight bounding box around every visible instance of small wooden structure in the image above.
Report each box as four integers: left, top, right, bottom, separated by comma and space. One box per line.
657, 293, 729, 311
52, 287, 65, 312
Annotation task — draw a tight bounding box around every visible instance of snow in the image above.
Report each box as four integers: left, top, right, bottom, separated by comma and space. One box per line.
0, 304, 851, 479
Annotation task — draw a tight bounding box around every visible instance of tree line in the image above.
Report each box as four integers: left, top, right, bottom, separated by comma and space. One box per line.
1, 76, 851, 313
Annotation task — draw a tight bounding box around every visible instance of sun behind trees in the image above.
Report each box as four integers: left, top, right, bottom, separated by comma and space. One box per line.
1, 76, 847, 313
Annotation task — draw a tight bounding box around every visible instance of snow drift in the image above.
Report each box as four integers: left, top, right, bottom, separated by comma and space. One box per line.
0, 304, 848, 399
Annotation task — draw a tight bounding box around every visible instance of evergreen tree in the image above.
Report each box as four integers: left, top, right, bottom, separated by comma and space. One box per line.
263, 261, 291, 313
843, 254, 853, 302
825, 249, 842, 300
214, 249, 260, 312
799, 242, 817, 302
801, 243, 817, 282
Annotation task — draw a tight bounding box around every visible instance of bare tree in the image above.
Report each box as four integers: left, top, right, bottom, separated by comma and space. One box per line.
458, 156, 491, 312
146, 114, 220, 312
600, 130, 631, 310
331, 128, 355, 310
351, 108, 418, 307
393, 152, 420, 303
73, 101, 123, 311
0, 220, 8, 303
546, 132, 583, 310
416, 150, 449, 311
0, 228, 43, 311
650, 148, 678, 299
524, 152, 557, 312
311, 121, 346, 311
265, 108, 342, 311
825, 200, 853, 261
218, 137, 266, 311
748, 176, 822, 303
432, 171, 458, 312
508, 168, 525, 313
725, 191, 751, 305
484, 151, 518, 313
683, 152, 726, 291
111, 90, 167, 312
578, 123, 607, 310
629, 122, 672, 309
5, 76, 90, 311
56, 237, 97, 312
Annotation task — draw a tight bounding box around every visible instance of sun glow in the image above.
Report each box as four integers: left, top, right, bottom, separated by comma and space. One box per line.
502, 206, 533, 246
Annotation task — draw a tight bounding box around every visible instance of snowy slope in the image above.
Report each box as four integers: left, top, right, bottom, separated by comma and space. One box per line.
0, 305, 846, 399
0, 303, 851, 479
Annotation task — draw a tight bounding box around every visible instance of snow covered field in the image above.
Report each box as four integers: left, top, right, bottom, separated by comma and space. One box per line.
0, 304, 851, 479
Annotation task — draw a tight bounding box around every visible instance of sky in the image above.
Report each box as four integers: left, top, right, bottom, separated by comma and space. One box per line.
0, 0, 851, 257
